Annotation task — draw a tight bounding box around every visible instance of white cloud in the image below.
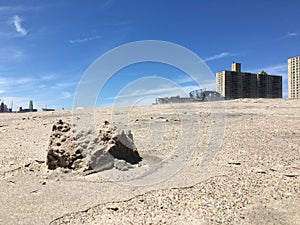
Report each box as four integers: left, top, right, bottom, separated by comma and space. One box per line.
204, 52, 231, 62
117, 86, 187, 99
0, 5, 43, 14
282, 32, 298, 39
0, 75, 67, 96
13, 15, 28, 36
52, 81, 77, 89
248, 63, 287, 75
287, 32, 297, 37
0, 76, 33, 94
69, 35, 101, 44
175, 76, 195, 84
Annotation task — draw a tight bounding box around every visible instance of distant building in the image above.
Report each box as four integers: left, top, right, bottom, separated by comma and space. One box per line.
0, 101, 8, 112
17, 101, 37, 113
288, 56, 300, 98
29, 100, 33, 112
155, 96, 192, 104
155, 90, 223, 104
216, 62, 282, 99
17, 107, 37, 113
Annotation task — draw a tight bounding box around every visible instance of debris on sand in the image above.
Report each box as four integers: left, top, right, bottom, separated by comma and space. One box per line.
46, 120, 142, 173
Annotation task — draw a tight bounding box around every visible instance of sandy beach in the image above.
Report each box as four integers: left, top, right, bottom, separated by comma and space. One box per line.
0, 98, 299, 225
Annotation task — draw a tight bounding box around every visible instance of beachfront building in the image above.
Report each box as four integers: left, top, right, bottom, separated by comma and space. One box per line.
288, 56, 300, 98
216, 62, 282, 99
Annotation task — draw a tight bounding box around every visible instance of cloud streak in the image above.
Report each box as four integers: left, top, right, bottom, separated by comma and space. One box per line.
248, 63, 287, 75
0, 74, 77, 110
204, 52, 231, 62
281, 32, 298, 39
0, 5, 44, 14
13, 15, 28, 36
69, 35, 101, 44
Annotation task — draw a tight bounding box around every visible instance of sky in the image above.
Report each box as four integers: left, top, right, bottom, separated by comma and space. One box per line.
0, 0, 300, 110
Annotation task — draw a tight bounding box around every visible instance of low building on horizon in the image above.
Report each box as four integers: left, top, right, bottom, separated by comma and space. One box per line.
216, 62, 282, 99
155, 95, 192, 104
154, 90, 223, 104
17, 100, 38, 113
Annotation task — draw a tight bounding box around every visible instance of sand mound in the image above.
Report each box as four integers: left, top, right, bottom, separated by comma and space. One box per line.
46, 120, 142, 172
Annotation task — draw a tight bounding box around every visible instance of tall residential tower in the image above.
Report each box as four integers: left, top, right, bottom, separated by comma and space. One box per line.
216, 62, 282, 99
288, 56, 300, 98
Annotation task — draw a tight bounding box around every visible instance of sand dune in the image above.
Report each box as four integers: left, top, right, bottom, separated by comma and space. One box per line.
0, 98, 299, 225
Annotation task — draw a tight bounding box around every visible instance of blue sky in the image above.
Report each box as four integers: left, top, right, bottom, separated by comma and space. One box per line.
0, 0, 299, 110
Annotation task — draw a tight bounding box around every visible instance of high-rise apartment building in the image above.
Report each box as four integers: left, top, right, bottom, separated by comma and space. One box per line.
288, 56, 300, 98
216, 62, 282, 99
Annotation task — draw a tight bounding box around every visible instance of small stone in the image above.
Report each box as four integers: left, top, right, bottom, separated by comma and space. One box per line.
284, 173, 299, 177
204, 203, 212, 207
107, 206, 119, 211
63, 218, 70, 223
252, 168, 267, 174
228, 162, 241, 165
